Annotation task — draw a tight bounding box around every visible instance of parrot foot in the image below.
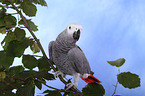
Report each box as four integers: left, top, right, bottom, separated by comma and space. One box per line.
66, 83, 75, 90
54, 71, 64, 78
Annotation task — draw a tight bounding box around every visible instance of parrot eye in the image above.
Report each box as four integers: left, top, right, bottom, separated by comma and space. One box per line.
69, 26, 71, 29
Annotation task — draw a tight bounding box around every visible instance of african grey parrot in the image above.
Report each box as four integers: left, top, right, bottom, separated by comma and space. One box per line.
49, 23, 101, 90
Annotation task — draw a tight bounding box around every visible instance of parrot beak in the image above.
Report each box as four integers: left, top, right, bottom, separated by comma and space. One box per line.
73, 29, 80, 41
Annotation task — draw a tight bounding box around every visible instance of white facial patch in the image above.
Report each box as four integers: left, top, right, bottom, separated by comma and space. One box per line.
81, 73, 90, 79
66, 23, 82, 35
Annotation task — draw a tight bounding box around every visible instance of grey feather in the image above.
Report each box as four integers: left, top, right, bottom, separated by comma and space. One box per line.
49, 41, 54, 61
67, 46, 91, 74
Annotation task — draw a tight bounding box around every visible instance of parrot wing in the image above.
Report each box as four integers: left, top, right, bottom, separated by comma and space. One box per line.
68, 45, 91, 74
49, 41, 54, 61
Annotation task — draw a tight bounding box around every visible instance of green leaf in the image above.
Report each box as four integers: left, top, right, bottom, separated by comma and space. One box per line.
33, 0, 47, 6
43, 73, 55, 80
117, 72, 140, 89
0, 8, 6, 18
34, 80, 42, 90
4, 15, 16, 28
1, 31, 15, 50
30, 41, 40, 53
0, 17, 5, 28
34, 71, 55, 80
38, 57, 51, 72
22, 55, 38, 70
0, 51, 14, 69
0, 81, 12, 90
0, 65, 5, 71
6, 40, 28, 57
14, 28, 26, 41
17, 82, 35, 96
107, 58, 125, 67
0, 83, 15, 96
43, 90, 62, 96
21, 2, 37, 17
0, 14, 17, 29
0, 8, 6, 32
1, 0, 11, 5
0, 14, 16, 29
0, 27, 6, 34
5, 38, 31, 57
7, 65, 25, 76
14, 70, 51, 82
11, 0, 21, 4
27, 20, 38, 31
23, 38, 34, 47
82, 83, 105, 96
14, 71, 34, 80
0, 90, 15, 96
19, 19, 38, 31
0, 72, 6, 81
68, 93, 79, 96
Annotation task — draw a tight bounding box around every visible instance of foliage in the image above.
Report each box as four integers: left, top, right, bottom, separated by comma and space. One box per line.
107, 58, 125, 67
82, 83, 105, 96
107, 58, 140, 96
0, 0, 56, 96
117, 72, 140, 89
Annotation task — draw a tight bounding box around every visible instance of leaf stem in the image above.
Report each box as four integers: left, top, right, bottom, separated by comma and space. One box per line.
7, 0, 83, 95
112, 68, 120, 96
112, 80, 118, 96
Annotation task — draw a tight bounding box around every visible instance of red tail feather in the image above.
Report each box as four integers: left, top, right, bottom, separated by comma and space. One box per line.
81, 74, 101, 83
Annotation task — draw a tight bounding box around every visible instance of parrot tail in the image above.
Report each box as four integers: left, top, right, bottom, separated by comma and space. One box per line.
81, 74, 101, 83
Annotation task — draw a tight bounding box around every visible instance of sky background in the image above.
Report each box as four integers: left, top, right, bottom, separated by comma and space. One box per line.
0, 0, 145, 96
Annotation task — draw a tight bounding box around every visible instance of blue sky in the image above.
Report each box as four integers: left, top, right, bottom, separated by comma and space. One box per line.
0, 0, 145, 96
32, 0, 145, 95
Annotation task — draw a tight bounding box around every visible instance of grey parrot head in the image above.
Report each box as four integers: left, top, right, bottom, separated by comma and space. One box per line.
66, 23, 82, 41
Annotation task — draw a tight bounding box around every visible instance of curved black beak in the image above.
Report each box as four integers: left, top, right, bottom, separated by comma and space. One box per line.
73, 29, 80, 41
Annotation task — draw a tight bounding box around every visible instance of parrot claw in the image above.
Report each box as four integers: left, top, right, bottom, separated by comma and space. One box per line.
66, 83, 75, 90
54, 71, 64, 78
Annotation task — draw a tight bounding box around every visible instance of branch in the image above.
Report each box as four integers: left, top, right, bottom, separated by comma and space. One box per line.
112, 68, 120, 96
42, 81, 74, 93
7, 76, 25, 81
112, 80, 118, 96
7, 0, 83, 96
3, 80, 23, 96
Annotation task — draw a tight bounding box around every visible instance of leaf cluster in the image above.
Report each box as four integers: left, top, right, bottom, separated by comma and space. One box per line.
42, 83, 105, 96
107, 58, 141, 96
0, 0, 58, 96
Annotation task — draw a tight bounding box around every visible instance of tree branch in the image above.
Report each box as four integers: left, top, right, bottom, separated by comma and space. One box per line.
3, 80, 23, 96
7, 0, 83, 95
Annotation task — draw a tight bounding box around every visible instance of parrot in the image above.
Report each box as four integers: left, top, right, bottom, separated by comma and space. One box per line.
49, 23, 101, 90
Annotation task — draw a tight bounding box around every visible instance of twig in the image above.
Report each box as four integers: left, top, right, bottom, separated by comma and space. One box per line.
42, 81, 74, 93
7, 76, 25, 81
112, 80, 118, 96
112, 68, 120, 96
7, 0, 83, 96
3, 80, 23, 96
